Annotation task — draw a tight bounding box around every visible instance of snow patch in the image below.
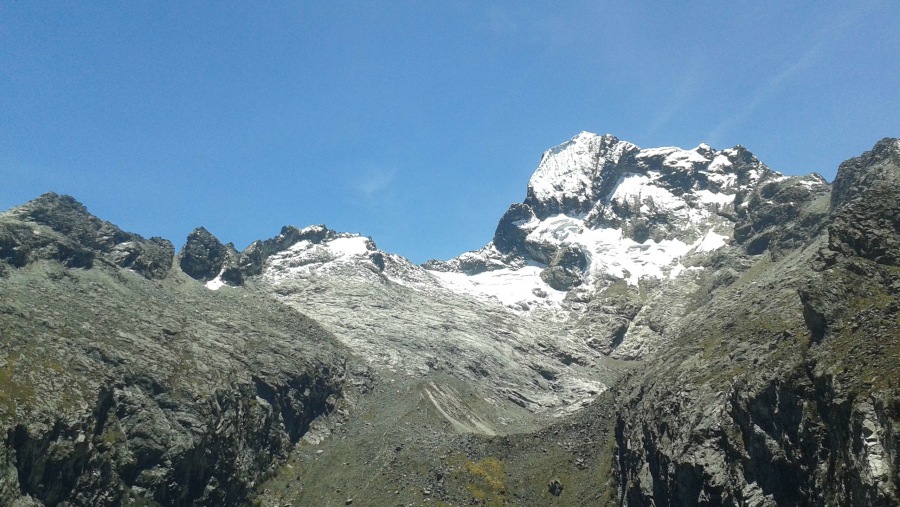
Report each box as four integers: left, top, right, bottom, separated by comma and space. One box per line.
636, 146, 679, 159
512, 216, 539, 228
430, 265, 566, 310
665, 148, 709, 169
205, 276, 226, 291
526, 214, 586, 245
636, 146, 710, 170
694, 189, 735, 207
694, 229, 729, 252
263, 234, 376, 283
707, 154, 733, 173
204, 267, 229, 291
798, 176, 825, 189
607, 173, 684, 211
328, 236, 372, 257
705, 172, 737, 187
581, 228, 691, 285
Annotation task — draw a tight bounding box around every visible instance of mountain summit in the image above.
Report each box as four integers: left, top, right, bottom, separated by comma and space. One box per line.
427, 132, 827, 312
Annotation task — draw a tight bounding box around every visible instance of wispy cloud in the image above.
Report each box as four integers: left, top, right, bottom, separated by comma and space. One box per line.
472, 2, 608, 49
706, 48, 821, 144
645, 65, 702, 137
352, 165, 397, 197
706, 0, 880, 144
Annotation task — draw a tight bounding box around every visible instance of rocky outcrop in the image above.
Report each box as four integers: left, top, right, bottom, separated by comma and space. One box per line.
824, 139, 900, 267
3, 371, 343, 506
733, 174, 831, 256
615, 366, 899, 506
493, 203, 537, 256
540, 245, 588, 290
238, 224, 339, 278
179, 227, 242, 284
827, 185, 900, 267
177, 224, 364, 287
0, 193, 174, 279
575, 287, 643, 355
830, 138, 900, 209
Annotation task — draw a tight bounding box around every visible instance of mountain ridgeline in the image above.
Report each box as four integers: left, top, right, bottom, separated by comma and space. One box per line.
1, 134, 898, 506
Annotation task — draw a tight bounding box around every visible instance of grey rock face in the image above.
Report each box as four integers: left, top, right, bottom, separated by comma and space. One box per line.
826, 138, 900, 266
493, 203, 537, 256
539, 245, 587, 290
612, 138, 900, 507
733, 173, 831, 256
539, 264, 583, 291
178, 226, 240, 283
575, 288, 643, 355
828, 185, 900, 267
1, 193, 174, 279
831, 137, 900, 209
0, 199, 354, 506
238, 224, 339, 277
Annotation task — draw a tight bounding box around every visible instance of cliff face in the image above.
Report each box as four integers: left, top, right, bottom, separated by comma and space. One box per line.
0, 195, 358, 506
612, 139, 900, 506
0, 193, 174, 280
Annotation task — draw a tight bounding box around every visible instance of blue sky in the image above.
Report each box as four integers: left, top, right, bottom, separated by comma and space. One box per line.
2, 1, 898, 263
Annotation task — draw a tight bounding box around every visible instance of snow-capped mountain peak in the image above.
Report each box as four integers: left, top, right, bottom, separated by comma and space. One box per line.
526, 132, 639, 218
425, 132, 783, 312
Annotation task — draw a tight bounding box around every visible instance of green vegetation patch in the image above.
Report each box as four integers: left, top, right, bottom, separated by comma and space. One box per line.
464, 456, 508, 506
0, 352, 36, 416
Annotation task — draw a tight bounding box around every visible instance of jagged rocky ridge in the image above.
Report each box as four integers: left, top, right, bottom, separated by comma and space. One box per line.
0, 197, 362, 506
1, 134, 898, 506
0, 194, 174, 280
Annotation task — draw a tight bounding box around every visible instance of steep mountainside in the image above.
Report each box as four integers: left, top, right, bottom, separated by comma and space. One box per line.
1, 135, 897, 506
0, 195, 361, 506
613, 138, 900, 506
